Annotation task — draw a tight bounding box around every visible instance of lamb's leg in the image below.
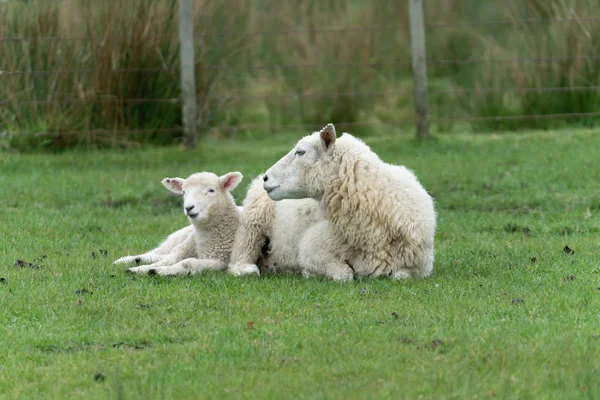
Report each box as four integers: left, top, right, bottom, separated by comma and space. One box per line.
114, 225, 193, 265
127, 234, 194, 274
148, 258, 226, 277
299, 221, 354, 282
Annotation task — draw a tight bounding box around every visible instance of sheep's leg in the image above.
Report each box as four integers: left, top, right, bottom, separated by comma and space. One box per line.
388, 242, 434, 279
114, 225, 193, 265
148, 258, 226, 277
299, 221, 354, 282
228, 222, 266, 277
127, 234, 194, 274
228, 176, 275, 277
391, 269, 413, 279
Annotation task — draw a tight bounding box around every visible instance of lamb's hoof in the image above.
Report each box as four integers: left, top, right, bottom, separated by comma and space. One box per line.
229, 264, 260, 277
114, 256, 135, 265
127, 266, 148, 274
148, 269, 157, 276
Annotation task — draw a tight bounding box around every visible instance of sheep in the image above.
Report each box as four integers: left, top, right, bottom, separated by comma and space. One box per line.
114, 171, 243, 276
229, 123, 436, 281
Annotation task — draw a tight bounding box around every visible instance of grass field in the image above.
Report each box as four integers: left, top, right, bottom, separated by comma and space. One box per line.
1, 128, 599, 399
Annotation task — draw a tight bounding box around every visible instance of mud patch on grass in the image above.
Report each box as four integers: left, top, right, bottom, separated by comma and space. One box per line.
38, 339, 153, 353
555, 226, 600, 237
399, 336, 413, 344
504, 224, 531, 236
14, 259, 40, 269
403, 338, 452, 354
101, 196, 141, 208
91, 249, 109, 258
112, 340, 153, 350
563, 246, 575, 255
151, 195, 181, 211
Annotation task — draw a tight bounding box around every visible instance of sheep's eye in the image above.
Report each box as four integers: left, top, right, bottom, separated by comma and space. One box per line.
182, 190, 186, 195
208, 189, 215, 193
295, 149, 305, 156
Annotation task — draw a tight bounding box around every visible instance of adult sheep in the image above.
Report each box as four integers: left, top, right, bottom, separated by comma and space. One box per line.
229, 124, 435, 280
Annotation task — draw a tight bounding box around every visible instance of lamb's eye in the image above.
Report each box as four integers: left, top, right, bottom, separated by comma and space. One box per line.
182, 190, 186, 195
295, 150, 305, 156
208, 189, 215, 193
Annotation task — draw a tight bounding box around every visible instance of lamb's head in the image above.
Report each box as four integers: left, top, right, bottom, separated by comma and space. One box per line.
263, 123, 337, 201
161, 171, 243, 226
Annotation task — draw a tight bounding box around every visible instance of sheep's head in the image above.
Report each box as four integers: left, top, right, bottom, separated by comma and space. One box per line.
161, 171, 243, 225
263, 123, 336, 201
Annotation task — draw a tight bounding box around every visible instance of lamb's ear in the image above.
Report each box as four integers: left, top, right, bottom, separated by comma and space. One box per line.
319, 123, 337, 150
220, 171, 243, 191
161, 177, 185, 194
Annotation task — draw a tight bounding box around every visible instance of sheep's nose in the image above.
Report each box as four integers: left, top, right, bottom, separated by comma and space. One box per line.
185, 205, 195, 212
263, 175, 269, 182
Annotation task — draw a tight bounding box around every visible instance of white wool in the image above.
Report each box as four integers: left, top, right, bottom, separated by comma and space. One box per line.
230, 123, 436, 280
114, 171, 242, 276
228, 176, 323, 277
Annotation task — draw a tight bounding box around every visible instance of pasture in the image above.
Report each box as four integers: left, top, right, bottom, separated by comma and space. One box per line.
0, 129, 599, 399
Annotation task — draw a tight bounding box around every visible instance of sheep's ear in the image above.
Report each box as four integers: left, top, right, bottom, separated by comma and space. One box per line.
319, 123, 336, 150
161, 177, 184, 194
220, 171, 243, 191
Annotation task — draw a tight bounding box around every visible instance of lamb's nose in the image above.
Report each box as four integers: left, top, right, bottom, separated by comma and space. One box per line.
185, 205, 195, 212
263, 175, 269, 182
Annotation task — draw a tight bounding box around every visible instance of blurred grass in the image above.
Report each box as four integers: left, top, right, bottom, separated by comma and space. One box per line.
1, 127, 599, 398
1, 0, 600, 150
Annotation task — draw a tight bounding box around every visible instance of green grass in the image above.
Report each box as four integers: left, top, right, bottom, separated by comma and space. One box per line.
1, 128, 599, 399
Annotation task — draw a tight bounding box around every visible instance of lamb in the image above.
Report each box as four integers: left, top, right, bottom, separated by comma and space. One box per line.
114, 171, 243, 276
229, 123, 436, 280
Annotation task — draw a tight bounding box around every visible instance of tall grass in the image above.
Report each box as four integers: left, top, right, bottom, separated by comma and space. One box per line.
450, 0, 600, 130
0, 0, 254, 150
1, 0, 598, 150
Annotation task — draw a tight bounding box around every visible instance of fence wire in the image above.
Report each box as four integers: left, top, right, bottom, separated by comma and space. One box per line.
9, 111, 600, 137
4, 86, 600, 107
3, 17, 599, 41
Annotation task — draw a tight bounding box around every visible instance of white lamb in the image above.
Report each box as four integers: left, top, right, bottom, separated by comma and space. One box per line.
114, 171, 243, 276
229, 123, 436, 280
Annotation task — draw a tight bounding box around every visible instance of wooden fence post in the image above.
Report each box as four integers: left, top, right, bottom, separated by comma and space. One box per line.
178, 0, 197, 148
409, 0, 430, 140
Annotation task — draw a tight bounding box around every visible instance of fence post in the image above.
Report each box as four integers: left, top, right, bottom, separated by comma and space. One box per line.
409, 0, 430, 140
178, 0, 197, 148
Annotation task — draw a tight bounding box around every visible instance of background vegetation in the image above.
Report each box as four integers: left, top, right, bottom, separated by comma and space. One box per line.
1, 0, 599, 150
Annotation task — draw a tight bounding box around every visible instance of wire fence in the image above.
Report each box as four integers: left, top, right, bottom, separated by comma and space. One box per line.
3, 16, 599, 41
1, 0, 599, 147
4, 55, 600, 77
